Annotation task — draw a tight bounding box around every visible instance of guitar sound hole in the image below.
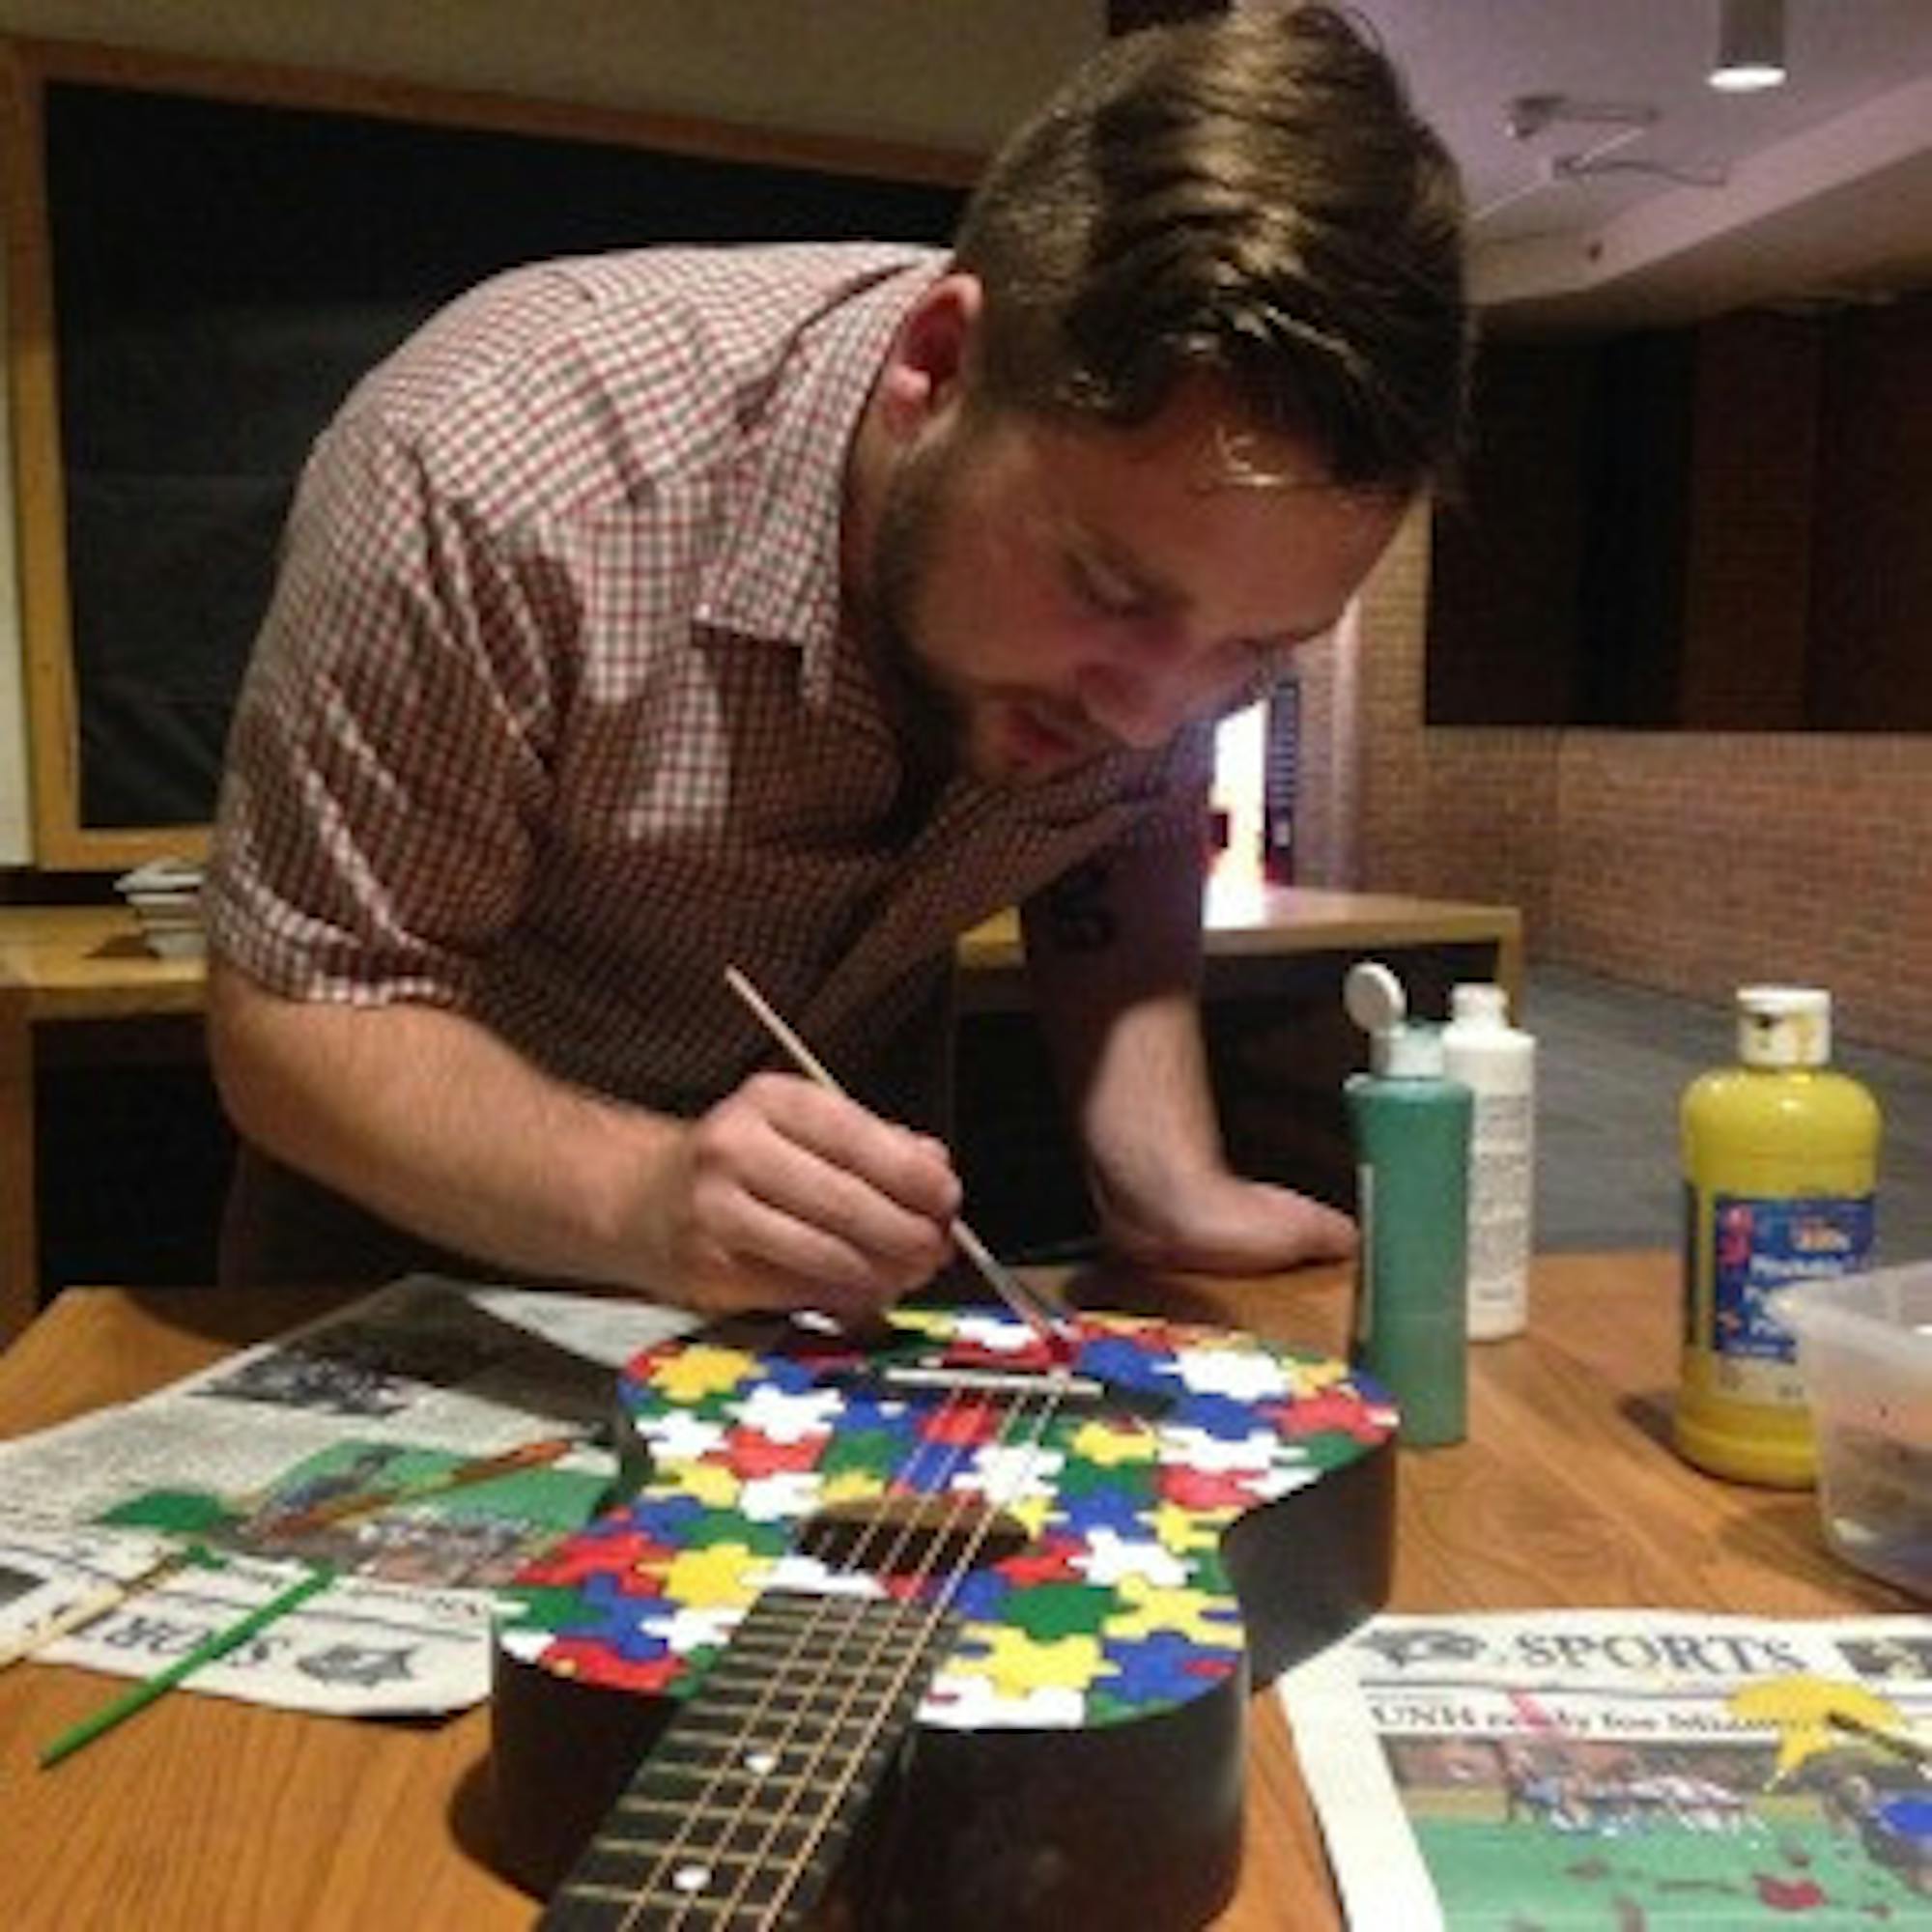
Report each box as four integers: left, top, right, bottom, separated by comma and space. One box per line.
798, 1496, 1028, 1577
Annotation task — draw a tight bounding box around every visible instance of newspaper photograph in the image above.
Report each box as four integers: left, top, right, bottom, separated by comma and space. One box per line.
0, 1276, 694, 1522
0, 1276, 696, 1714
1280, 1609, 1932, 1930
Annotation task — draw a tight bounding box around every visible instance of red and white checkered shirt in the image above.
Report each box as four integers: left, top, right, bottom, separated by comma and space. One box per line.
208, 243, 1212, 1125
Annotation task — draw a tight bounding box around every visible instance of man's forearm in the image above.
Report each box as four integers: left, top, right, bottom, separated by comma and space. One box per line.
1022, 843, 1227, 1203
1022, 851, 1356, 1272
207, 960, 680, 1293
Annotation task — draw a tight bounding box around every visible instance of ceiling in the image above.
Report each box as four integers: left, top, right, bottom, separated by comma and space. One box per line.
1347, 0, 1932, 333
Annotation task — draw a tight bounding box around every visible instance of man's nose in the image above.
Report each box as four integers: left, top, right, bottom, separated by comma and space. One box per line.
1075, 650, 1221, 751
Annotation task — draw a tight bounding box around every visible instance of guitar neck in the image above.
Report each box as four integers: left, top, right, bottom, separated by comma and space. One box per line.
539, 1588, 962, 1930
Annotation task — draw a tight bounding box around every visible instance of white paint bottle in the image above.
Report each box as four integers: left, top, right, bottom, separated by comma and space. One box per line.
1441, 982, 1536, 1340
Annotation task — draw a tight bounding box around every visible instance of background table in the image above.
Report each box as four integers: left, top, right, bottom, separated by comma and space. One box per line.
0, 885, 1521, 1341
0, 906, 207, 1347
0, 1251, 1908, 1931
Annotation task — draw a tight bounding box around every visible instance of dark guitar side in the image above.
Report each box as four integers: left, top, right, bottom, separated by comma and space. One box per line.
490, 1435, 1393, 1929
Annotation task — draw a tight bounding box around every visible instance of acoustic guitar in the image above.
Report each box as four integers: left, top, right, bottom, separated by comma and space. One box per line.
491, 1298, 1395, 1929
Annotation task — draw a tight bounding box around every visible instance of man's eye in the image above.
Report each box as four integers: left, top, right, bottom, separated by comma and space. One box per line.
1069, 556, 1147, 618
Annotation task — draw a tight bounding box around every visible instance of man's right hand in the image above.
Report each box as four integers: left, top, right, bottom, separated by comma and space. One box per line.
210, 964, 962, 1322
631, 1072, 964, 1324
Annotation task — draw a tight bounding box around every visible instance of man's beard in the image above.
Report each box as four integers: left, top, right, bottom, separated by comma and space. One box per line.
858, 427, 971, 783
853, 415, 1109, 790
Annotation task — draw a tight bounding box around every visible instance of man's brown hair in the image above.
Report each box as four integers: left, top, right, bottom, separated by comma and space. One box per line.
952, 4, 1468, 493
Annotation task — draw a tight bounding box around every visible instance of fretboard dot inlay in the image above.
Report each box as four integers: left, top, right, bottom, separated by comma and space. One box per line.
745, 1749, 780, 1775
671, 1863, 713, 1894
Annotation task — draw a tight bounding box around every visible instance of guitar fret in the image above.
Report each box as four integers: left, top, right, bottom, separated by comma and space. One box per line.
650, 1707, 892, 1745
559, 1862, 830, 1922
556, 1877, 810, 1926
642, 1691, 934, 1766
610, 1776, 880, 1823
620, 1745, 880, 1808
578, 1829, 823, 1875
557, 1833, 833, 1925
679, 1668, 927, 1707
708, 1630, 944, 1671
576, 1828, 826, 1871
659, 1709, 881, 1746
611, 1771, 830, 1809
619, 1762, 873, 1808
550, 1884, 805, 1928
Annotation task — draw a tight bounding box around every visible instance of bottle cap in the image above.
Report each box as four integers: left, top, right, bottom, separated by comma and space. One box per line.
1344, 960, 1406, 1034
1736, 985, 1831, 1067
1346, 960, 1444, 1076
1450, 982, 1509, 1026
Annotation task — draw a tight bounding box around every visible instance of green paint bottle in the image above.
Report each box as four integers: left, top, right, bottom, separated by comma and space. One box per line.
1344, 961, 1472, 1448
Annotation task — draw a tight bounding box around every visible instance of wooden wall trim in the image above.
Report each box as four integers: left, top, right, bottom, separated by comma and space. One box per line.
6, 35, 984, 187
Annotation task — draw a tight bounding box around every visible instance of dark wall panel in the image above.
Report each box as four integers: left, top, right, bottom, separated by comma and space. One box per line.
44, 78, 965, 830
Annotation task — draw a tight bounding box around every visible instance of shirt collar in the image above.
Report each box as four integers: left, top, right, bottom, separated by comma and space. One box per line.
695, 255, 939, 702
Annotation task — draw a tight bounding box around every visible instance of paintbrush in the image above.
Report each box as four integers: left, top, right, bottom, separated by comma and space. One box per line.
267, 1435, 579, 1538
0, 1545, 201, 1674
39, 1562, 336, 1769
1829, 1711, 1932, 1764
724, 964, 1071, 1348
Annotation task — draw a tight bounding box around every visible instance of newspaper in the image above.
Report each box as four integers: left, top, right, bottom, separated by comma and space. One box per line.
1280, 1609, 1932, 1931
0, 1276, 695, 1715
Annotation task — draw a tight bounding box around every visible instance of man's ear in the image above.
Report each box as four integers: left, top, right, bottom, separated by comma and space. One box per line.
875, 272, 983, 434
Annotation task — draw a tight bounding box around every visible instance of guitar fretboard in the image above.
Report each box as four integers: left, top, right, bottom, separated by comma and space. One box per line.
538, 1588, 961, 1930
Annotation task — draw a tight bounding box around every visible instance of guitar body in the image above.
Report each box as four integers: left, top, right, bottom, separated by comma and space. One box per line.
492, 1302, 1395, 1929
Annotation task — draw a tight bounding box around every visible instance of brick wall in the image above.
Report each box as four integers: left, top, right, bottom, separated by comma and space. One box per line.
1289, 617, 1361, 888
1311, 510, 1932, 1058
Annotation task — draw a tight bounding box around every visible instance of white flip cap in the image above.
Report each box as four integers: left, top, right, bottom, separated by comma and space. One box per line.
1736, 985, 1831, 1067
1345, 960, 1406, 1034
1346, 960, 1441, 1076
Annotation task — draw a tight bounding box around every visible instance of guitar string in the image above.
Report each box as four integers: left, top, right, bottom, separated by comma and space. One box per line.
698, 1362, 1076, 1929
614, 1356, 1057, 1931
607, 1325, 1083, 1930
634, 1352, 1071, 1931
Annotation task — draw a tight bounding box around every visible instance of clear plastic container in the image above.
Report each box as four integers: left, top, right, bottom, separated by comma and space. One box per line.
1776, 1264, 1932, 1598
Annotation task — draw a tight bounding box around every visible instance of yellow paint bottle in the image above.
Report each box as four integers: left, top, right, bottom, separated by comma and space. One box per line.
1677, 987, 1881, 1487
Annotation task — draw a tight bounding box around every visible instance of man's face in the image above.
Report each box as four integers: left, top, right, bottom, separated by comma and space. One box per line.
862, 374, 1406, 785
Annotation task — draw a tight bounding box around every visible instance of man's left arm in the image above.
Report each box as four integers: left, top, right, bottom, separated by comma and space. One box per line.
1021, 836, 1355, 1273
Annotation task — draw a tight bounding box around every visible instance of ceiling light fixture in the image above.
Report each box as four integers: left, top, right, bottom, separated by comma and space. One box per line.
1711, 0, 1787, 93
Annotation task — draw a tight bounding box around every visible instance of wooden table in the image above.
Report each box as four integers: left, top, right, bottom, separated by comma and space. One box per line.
0, 886, 1521, 1343
953, 876, 1522, 1008
0, 907, 207, 1349
0, 1252, 1907, 1931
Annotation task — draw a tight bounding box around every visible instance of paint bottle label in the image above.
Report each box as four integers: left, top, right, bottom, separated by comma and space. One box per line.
1702, 1193, 1875, 1404
1344, 963, 1471, 1448
1441, 983, 1535, 1341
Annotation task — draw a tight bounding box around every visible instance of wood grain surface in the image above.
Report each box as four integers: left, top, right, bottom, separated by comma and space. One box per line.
0, 1254, 1910, 1930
